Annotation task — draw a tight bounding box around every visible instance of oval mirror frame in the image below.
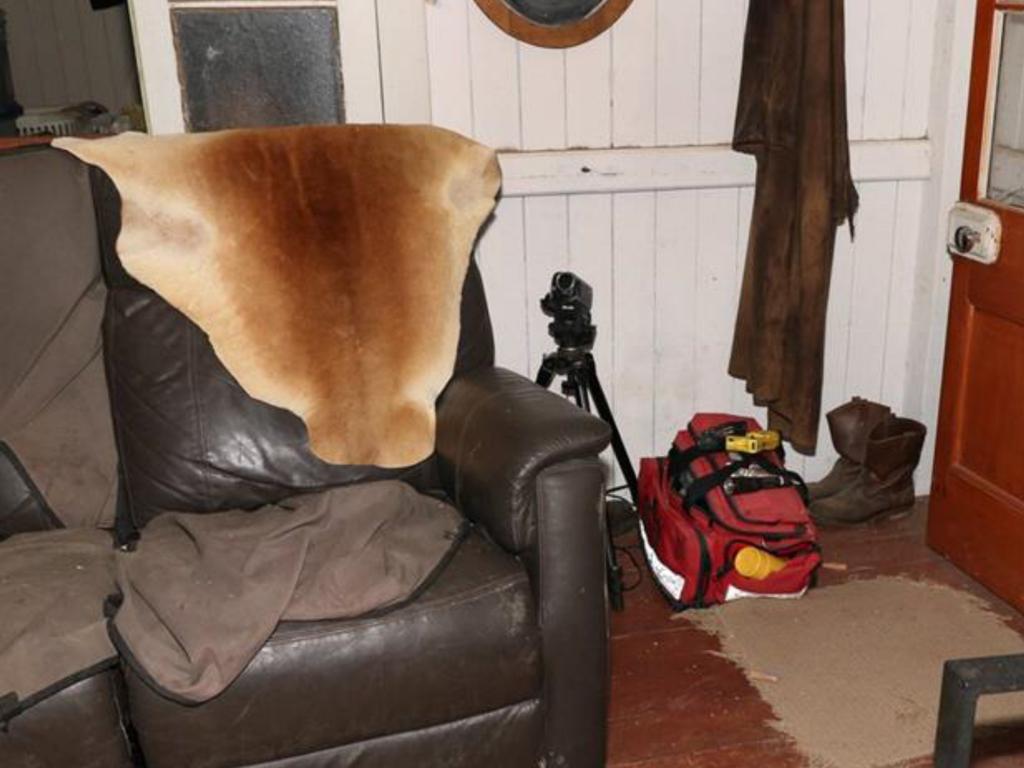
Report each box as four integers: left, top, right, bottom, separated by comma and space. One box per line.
473, 0, 635, 48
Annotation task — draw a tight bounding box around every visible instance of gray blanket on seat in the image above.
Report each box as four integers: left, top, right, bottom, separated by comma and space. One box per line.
0, 527, 118, 718
0, 481, 463, 716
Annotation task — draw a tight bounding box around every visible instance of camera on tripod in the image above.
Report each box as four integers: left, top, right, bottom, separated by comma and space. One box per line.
540, 272, 596, 352
535, 270, 638, 611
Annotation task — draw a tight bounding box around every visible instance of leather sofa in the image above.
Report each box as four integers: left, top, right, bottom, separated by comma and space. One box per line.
0, 144, 613, 767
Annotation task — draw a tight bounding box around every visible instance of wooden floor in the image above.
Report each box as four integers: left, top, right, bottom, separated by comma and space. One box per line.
607, 499, 1024, 767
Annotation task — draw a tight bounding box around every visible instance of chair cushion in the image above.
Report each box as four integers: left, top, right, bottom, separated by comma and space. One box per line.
245, 701, 542, 768
125, 528, 540, 768
0, 667, 133, 768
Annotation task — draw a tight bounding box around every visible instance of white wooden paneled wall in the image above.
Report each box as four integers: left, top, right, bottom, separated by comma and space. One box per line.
370, 0, 940, 481
125, 0, 969, 486
1, 0, 139, 111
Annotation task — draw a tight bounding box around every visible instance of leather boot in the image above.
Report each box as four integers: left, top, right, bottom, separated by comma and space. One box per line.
807, 397, 892, 502
809, 417, 926, 525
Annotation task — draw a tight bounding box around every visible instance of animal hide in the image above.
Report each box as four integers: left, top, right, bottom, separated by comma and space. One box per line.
54, 125, 501, 467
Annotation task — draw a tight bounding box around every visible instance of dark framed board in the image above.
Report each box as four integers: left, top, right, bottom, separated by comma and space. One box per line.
172, 7, 344, 132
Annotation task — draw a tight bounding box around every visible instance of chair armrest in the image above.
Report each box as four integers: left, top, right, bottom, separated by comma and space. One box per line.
436, 366, 611, 766
435, 366, 611, 555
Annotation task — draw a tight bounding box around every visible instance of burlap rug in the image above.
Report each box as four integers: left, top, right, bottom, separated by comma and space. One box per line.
687, 576, 1024, 767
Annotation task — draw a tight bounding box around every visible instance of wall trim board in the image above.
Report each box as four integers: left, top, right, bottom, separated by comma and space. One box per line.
497, 139, 932, 197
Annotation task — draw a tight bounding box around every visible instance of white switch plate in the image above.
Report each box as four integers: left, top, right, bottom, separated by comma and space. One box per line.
947, 202, 1001, 265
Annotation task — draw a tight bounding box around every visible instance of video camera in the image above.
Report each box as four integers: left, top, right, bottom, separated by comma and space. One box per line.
539, 271, 597, 352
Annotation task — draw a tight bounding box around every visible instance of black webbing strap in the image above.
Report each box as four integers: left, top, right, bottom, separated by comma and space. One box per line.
667, 444, 710, 488
747, 453, 809, 504
682, 454, 755, 508
679, 451, 808, 509
668, 421, 808, 506
667, 420, 748, 491
667, 420, 749, 479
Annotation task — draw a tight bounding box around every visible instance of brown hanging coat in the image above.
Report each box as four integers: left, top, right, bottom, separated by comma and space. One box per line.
729, 0, 858, 454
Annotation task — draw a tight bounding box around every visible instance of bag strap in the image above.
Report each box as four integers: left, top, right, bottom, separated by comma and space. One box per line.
666, 419, 749, 489
745, 453, 809, 504
679, 449, 809, 509
667, 420, 809, 511
667, 443, 709, 486
682, 454, 751, 508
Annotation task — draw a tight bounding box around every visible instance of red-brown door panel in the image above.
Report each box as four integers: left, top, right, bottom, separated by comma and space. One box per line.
929, 465, 1024, 609
954, 308, 1024, 497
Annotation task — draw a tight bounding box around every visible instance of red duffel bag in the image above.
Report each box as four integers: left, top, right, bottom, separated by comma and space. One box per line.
638, 413, 821, 610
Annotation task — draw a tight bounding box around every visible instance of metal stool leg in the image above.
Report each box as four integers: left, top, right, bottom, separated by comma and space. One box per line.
934, 654, 1024, 768
935, 661, 980, 768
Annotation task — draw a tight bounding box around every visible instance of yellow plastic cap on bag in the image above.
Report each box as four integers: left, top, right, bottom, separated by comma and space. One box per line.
734, 546, 787, 580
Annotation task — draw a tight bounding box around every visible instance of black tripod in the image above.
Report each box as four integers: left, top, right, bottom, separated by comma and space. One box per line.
536, 345, 638, 611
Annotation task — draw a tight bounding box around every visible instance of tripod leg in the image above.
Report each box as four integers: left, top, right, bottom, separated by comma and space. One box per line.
563, 370, 586, 409
537, 354, 629, 612
536, 359, 555, 389
576, 374, 626, 613
570, 384, 585, 410
582, 355, 640, 504
605, 533, 625, 612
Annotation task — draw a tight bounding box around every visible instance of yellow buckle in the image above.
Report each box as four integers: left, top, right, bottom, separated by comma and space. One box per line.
724, 430, 780, 454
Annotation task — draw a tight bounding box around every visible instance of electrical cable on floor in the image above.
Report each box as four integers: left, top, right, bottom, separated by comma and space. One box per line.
606, 489, 643, 592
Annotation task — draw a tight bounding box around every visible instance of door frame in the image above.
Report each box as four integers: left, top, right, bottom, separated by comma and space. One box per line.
126, 0, 386, 133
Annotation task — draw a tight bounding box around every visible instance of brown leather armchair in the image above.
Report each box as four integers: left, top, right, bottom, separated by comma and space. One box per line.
0, 145, 612, 768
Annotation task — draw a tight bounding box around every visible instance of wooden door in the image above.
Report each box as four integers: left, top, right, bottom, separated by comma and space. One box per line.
929, 0, 1024, 611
